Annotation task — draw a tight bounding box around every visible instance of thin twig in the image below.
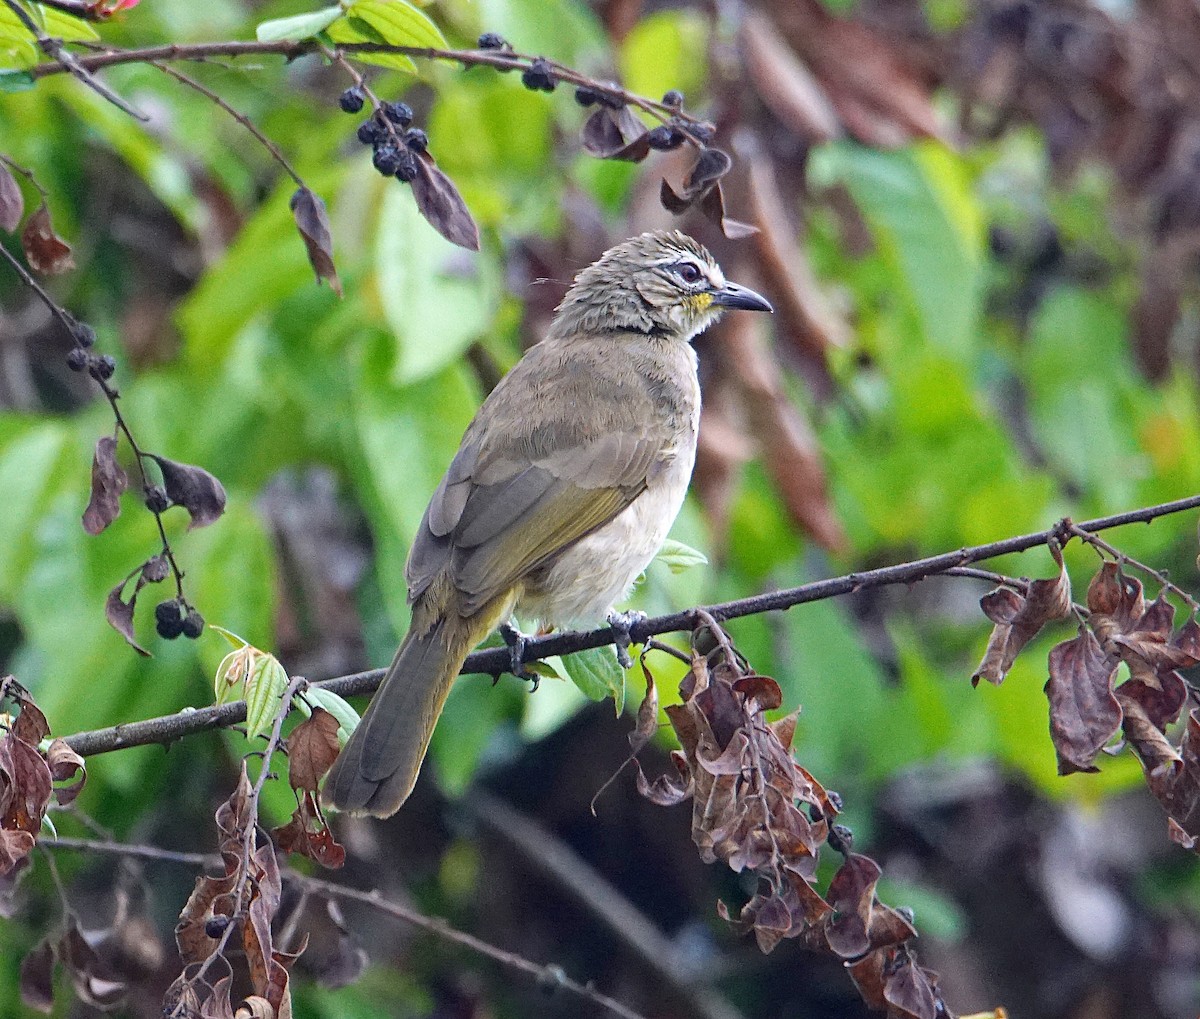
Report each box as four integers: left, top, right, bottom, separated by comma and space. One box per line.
0, 237, 187, 595
289, 871, 652, 1019
60, 496, 1200, 758
28, 40, 705, 131
0, 153, 49, 203
2, 0, 146, 120
1068, 522, 1200, 612
149, 61, 303, 186
46, 834, 215, 867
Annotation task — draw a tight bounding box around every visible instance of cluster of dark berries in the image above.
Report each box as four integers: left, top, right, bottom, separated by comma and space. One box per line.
344, 97, 427, 183
572, 81, 624, 110
155, 597, 204, 640
521, 57, 556, 93
66, 347, 116, 380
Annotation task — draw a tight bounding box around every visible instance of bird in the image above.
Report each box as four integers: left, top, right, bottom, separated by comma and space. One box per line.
323, 230, 772, 817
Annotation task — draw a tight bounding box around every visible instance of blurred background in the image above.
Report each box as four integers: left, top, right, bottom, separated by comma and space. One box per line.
3, 0, 1200, 1015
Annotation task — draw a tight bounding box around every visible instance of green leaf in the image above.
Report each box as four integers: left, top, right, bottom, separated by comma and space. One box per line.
654, 538, 708, 575
559, 646, 626, 713
256, 5, 343, 42
810, 140, 983, 356
343, 0, 446, 48
245, 653, 288, 740
325, 15, 417, 73
40, 6, 101, 41
209, 624, 250, 650
374, 185, 497, 383
0, 68, 34, 89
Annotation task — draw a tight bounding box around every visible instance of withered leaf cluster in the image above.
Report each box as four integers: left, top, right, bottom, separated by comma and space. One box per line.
637, 614, 955, 1019
166, 764, 307, 1019
973, 549, 1200, 845
0, 677, 85, 878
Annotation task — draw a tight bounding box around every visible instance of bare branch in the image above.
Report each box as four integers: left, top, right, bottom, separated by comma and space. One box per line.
60, 498, 1200, 758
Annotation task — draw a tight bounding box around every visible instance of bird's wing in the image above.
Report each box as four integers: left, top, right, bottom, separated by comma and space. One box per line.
405, 420, 664, 615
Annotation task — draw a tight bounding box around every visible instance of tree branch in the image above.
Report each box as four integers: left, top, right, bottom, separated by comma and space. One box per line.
60, 495, 1200, 759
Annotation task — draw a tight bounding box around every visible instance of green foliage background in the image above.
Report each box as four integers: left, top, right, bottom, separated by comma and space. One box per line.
2, 0, 1199, 1012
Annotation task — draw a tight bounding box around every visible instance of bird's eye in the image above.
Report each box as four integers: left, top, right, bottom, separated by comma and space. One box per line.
674, 262, 703, 284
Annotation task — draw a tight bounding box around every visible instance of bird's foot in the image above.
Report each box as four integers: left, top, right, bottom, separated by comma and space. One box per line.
499, 621, 540, 692
607, 609, 648, 670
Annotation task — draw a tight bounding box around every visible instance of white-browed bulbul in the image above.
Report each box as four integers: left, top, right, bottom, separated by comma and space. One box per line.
324, 230, 772, 817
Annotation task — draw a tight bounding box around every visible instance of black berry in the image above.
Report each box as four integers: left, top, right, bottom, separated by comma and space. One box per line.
373, 145, 403, 176
522, 59, 556, 93
144, 485, 170, 513
382, 101, 412, 127
204, 916, 230, 939
403, 128, 428, 153
477, 31, 508, 50
691, 122, 716, 144
828, 823, 854, 854
647, 125, 685, 150
356, 118, 384, 146
72, 322, 96, 347
155, 599, 186, 640
182, 609, 205, 640
141, 555, 169, 584
90, 354, 116, 381
574, 87, 598, 107
395, 150, 419, 182
339, 86, 365, 114
595, 86, 625, 110
662, 89, 684, 108
66, 347, 88, 372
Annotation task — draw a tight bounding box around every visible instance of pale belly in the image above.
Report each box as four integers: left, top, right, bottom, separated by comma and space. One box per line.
516, 445, 695, 628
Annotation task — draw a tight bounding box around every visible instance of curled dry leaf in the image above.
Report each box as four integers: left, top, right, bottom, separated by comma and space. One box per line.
104, 580, 151, 657
581, 105, 651, 161
661, 148, 756, 238
272, 793, 346, 870
60, 918, 126, 1009
20, 203, 74, 275
289, 187, 342, 297
287, 708, 340, 793
0, 161, 24, 233
972, 543, 1071, 685
150, 455, 227, 530
45, 739, 86, 806
1046, 626, 1121, 775
82, 435, 128, 536
411, 151, 480, 252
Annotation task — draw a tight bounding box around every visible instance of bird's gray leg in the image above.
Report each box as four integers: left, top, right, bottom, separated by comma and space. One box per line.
607, 609, 648, 669
499, 621, 540, 692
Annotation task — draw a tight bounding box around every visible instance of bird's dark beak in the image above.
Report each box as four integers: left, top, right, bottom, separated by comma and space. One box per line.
710, 281, 773, 313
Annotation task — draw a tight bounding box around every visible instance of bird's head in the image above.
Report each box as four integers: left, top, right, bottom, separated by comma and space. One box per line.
550, 230, 772, 342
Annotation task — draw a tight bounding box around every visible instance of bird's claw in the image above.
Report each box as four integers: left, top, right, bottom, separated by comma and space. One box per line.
499, 622, 540, 692
607, 609, 647, 670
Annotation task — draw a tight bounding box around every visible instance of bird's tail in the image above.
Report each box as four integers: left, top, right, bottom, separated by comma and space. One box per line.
322, 612, 480, 818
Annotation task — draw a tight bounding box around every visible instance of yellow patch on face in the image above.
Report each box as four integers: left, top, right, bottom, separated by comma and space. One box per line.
684, 292, 714, 313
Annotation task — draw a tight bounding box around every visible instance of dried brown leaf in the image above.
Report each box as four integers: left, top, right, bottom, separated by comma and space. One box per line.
411, 152, 480, 252
0, 162, 24, 234
580, 106, 651, 161
1046, 627, 1121, 775
60, 919, 126, 1009
288, 708, 340, 793
150, 455, 227, 530
825, 852, 881, 958
883, 952, 939, 1019
82, 435, 128, 536
10, 689, 49, 748
0, 733, 52, 835
289, 187, 341, 297
104, 581, 150, 657
973, 547, 1071, 685
272, 799, 346, 870
20, 203, 74, 275
46, 739, 86, 806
